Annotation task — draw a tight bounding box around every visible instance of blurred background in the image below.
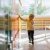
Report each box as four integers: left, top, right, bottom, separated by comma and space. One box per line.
0, 0, 50, 50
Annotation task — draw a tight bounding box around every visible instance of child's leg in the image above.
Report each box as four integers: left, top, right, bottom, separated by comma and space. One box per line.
28, 30, 31, 43
31, 30, 34, 44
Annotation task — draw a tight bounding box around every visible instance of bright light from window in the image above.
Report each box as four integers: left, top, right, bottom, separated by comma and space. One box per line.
21, 0, 34, 6
16, 0, 19, 4
19, 0, 34, 13
23, 5, 30, 12
1, 0, 10, 7
44, 0, 50, 8
15, 0, 50, 16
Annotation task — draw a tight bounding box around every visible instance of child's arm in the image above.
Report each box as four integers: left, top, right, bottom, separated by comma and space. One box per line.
19, 15, 27, 21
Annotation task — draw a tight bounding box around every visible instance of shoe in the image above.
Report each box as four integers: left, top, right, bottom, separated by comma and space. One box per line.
32, 42, 34, 44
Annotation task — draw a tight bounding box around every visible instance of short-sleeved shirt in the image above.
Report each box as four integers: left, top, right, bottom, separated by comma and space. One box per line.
27, 19, 34, 30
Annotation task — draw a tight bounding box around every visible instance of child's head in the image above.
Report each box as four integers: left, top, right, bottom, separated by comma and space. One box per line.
29, 14, 34, 20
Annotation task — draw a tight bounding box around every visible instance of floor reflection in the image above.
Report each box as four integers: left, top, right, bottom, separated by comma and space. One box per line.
15, 30, 50, 50
27, 44, 34, 50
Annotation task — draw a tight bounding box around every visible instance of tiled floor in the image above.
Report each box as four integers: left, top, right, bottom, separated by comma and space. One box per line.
13, 30, 50, 50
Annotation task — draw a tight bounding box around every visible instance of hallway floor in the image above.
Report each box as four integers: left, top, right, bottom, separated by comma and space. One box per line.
13, 30, 50, 50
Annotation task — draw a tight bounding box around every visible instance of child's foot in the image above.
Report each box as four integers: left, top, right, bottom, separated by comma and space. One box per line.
32, 42, 34, 44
